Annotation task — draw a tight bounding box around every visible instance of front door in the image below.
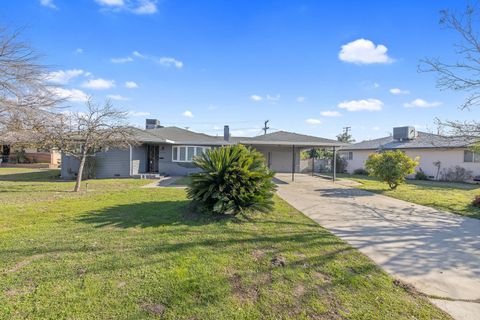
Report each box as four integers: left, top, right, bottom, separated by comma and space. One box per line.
147, 145, 159, 173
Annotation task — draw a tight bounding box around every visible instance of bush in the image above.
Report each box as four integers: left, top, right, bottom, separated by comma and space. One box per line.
353, 168, 368, 175
440, 166, 473, 182
365, 150, 419, 190
187, 145, 276, 215
415, 169, 429, 180
473, 195, 480, 208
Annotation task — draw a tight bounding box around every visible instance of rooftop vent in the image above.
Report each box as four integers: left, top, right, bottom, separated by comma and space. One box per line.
393, 126, 416, 141
224, 125, 230, 141
145, 119, 163, 130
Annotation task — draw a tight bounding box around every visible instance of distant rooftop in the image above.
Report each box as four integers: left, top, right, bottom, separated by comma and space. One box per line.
343, 131, 477, 150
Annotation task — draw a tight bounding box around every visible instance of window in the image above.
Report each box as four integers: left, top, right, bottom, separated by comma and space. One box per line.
339, 151, 353, 160
464, 150, 480, 163
172, 146, 210, 162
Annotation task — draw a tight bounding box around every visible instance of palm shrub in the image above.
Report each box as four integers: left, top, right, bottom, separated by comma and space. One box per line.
187, 144, 276, 215
365, 150, 418, 190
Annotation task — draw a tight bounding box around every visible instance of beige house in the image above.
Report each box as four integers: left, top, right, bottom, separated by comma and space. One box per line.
341, 126, 480, 181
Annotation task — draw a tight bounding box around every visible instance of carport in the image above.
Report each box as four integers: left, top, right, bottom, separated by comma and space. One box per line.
238, 131, 345, 182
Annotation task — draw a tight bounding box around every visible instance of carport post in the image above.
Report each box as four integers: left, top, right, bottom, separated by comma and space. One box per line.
332, 146, 336, 182
291, 145, 295, 182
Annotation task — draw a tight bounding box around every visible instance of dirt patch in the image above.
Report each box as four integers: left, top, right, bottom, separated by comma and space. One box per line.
271, 255, 287, 267
293, 284, 305, 298
229, 273, 260, 304
5, 254, 45, 273
393, 279, 422, 296
140, 302, 166, 316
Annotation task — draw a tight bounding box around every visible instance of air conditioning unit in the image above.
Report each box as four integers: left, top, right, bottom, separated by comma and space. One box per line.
393, 126, 416, 141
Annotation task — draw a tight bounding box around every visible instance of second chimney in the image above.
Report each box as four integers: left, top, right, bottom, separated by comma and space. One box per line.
224, 125, 230, 141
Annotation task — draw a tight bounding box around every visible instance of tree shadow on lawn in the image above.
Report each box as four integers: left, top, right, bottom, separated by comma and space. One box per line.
78, 200, 240, 228
0, 170, 61, 182
78, 200, 324, 229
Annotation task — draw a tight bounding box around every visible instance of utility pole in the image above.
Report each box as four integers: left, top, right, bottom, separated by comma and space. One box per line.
343, 126, 351, 136
263, 120, 270, 135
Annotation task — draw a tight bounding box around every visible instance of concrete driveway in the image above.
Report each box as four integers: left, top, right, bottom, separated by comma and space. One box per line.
275, 173, 480, 320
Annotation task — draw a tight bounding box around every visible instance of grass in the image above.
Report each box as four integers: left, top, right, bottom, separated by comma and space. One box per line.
338, 174, 480, 219
171, 176, 192, 186
0, 169, 450, 319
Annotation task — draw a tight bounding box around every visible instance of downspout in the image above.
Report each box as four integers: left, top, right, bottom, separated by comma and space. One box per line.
332, 146, 336, 182
291, 145, 295, 182
129, 144, 133, 176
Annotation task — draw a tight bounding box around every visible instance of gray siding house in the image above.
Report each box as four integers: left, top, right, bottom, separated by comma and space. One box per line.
61, 119, 343, 180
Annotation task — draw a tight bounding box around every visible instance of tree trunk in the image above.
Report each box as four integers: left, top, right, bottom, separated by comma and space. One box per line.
74, 149, 87, 192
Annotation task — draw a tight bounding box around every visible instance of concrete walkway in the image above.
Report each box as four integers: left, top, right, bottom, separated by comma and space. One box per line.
275, 173, 480, 320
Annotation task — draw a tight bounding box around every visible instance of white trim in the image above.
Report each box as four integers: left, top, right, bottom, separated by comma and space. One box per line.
129, 144, 133, 175
172, 145, 210, 163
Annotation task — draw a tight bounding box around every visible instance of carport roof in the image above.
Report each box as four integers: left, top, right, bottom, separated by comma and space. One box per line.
237, 131, 346, 147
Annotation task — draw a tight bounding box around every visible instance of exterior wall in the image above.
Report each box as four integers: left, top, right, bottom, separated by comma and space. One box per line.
95, 148, 130, 178
61, 153, 79, 179
252, 145, 301, 173
344, 148, 480, 180
132, 145, 147, 175
344, 150, 373, 174
157, 144, 203, 176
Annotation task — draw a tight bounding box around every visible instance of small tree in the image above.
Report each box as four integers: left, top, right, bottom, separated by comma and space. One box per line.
187, 144, 276, 215
365, 150, 419, 190
52, 98, 135, 192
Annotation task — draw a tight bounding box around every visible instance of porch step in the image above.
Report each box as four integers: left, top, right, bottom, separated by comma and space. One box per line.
132, 174, 163, 179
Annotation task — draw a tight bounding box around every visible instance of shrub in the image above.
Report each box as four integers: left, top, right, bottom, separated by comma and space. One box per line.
473, 195, 480, 208
187, 144, 276, 215
440, 166, 473, 182
365, 150, 419, 190
415, 169, 429, 180
353, 168, 368, 175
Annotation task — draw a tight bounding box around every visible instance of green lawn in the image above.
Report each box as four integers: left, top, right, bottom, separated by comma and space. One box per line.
338, 174, 480, 219
0, 169, 450, 319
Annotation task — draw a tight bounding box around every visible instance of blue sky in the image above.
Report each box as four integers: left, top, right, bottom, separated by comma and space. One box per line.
4, 0, 480, 140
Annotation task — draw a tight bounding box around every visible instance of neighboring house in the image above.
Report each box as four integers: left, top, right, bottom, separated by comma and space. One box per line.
341, 126, 480, 181
0, 145, 61, 168
61, 119, 343, 179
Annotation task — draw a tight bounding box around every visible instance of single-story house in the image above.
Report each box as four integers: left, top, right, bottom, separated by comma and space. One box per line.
340, 126, 480, 181
61, 119, 344, 181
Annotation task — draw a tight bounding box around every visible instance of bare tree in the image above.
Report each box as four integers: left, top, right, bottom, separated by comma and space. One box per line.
0, 26, 60, 138
420, 5, 480, 140
53, 98, 136, 192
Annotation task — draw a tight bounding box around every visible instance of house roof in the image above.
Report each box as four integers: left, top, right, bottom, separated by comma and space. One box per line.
134, 126, 231, 145
342, 131, 477, 151
134, 127, 343, 147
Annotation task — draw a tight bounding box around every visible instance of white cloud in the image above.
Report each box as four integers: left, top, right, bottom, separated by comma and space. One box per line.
47, 69, 84, 84
339, 39, 393, 64
158, 57, 183, 68
390, 88, 410, 95
51, 87, 89, 102
320, 110, 341, 117
132, 51, 146, 58
404, 98, 441, 108
182, 110, 193, 118
110, 56, 134, 63
372, 126, 381, 131
250, 95, 263, 101
296, 96, 306, 103
373, 82, 380, 88
305, 118, 322, 125
107, 94, 129, 101
125, 81, 138, 89
95, 0, 124, 6
95, 0, 157, 15
266, 94, 280, 102
132, 0, 157, 14
128, 111, 150, 116
82, 78, 115, 89
40, 0, 57, 9
338, 98, 383, 112
74, 48, 83, 54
